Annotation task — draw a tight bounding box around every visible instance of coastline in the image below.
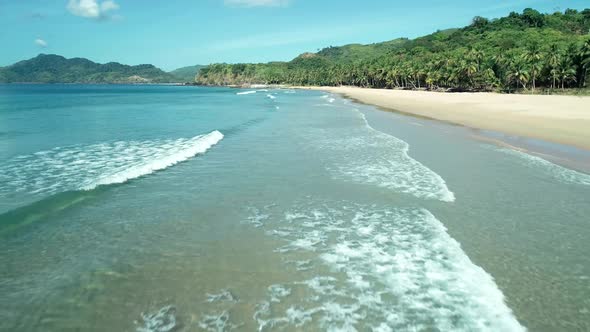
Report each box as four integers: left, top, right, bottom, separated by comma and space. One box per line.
298, 86, 590, 150
297, 86, 590, 171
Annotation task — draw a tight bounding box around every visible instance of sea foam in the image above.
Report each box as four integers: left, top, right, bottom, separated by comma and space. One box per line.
198, 311, 242, 331
305, 103, 454, 202
136, 306, 178, 332
206, 289, 239, 303
0, 131, 224, 198
346, 111, 455, 201
247, 201, 526, 331
497, 148, 590, 186
237, 90, 257, 95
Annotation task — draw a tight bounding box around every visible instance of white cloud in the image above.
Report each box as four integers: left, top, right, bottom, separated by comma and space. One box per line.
66, 0, 119, 19
100, 0, 119, 12
35, 39, 48, 48
224, 0, 290, 7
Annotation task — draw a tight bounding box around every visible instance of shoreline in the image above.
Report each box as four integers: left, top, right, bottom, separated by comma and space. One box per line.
298, 86, 590, 172
299, 86, 590, 150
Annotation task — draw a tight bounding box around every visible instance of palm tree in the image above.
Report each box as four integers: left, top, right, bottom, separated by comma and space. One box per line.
446, 58, 463, 88
546, 44, 561, 89
557, 58, 577, 90
506, 61, 530, 90
522, 43, 543, 91
469, 48, 485, 71
482, 68, 499, 90
414, 64, 426, 89
550, 68, 560, 90
580, 39, 590, 87
425, 73, 435, 90
464, 60, 479, 87
492, 50, 509, 87
387, 66, 401, 88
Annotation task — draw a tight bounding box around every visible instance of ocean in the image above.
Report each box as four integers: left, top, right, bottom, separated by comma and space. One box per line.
1, 85, 589, 331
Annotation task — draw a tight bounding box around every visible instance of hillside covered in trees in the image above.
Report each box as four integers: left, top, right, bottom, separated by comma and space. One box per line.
196, 8, 590, 92
0, 54, 179, 84
169, 65, 206, 82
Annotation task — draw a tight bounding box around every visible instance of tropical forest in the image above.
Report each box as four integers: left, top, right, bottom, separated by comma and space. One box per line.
196, 8, 590, 93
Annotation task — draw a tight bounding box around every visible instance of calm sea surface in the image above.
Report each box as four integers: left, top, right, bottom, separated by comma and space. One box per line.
0, 85, 589, 331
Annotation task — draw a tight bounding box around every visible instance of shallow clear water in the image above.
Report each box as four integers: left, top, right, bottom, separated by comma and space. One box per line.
0, 85, 589, 331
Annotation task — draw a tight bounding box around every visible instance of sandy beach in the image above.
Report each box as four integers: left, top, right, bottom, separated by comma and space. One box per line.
303, 86, 590, 151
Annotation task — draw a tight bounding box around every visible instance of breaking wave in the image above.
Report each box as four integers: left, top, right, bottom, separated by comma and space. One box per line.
246, 201, 525, 331
236, 90, 257, 95
306, 106, 455, 202
0, 131, 224, 199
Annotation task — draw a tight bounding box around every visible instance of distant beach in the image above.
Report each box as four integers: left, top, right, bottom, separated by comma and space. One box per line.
299, 87, 590, 152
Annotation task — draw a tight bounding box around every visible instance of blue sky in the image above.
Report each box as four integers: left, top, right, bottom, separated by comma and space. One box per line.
1, 0, 588, 71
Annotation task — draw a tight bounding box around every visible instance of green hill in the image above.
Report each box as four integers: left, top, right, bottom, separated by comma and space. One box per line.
315, 38, 410, 63
196, 8, 590, 92
169, 65, 205, 82
0, 54, 179, 84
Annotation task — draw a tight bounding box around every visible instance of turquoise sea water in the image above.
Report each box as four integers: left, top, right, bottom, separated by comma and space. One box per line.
1, 85, 589, 331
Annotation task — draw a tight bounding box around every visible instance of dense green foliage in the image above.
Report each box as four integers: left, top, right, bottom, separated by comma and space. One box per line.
169, 65, 205, 82
0, 54, 178, 84
197, 8, 590, 92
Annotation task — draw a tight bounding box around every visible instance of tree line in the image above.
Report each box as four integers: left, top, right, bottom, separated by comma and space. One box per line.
196, 8, 590, 92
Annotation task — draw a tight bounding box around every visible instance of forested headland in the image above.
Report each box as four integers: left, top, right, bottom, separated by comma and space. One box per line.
0, 54, 178, 84
196, 8, 590, 93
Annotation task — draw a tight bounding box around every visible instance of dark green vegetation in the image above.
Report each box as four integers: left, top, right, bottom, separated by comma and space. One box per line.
0, 54, 179, 84
169, 65, 205, 82
197, 8, 590, 93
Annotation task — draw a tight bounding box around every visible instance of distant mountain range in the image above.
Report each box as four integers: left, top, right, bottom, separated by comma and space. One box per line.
0, 54, 202, 84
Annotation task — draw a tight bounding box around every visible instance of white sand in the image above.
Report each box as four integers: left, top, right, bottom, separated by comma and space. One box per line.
303, 86, 590, 150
